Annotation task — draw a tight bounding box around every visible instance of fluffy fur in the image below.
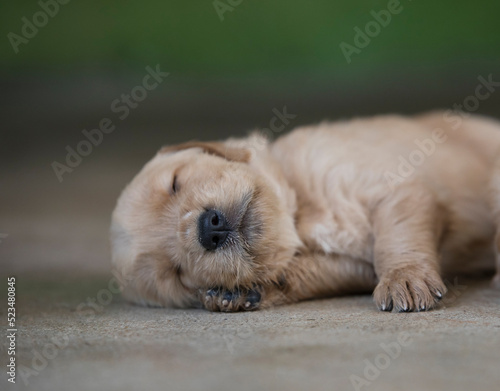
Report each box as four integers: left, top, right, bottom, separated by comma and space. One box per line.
110, 111, 500, 312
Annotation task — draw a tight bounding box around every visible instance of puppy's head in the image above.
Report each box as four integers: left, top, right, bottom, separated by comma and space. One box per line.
111, 138, 300, 307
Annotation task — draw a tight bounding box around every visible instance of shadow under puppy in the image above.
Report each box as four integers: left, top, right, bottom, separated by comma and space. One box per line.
111, 111, 500, 312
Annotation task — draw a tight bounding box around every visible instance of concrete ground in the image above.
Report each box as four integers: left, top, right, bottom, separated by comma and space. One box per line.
1, 276, 500, 391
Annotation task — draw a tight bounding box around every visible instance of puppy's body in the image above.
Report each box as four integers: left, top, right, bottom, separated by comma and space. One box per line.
111, 112, 500, 312
273, 112, 498, 275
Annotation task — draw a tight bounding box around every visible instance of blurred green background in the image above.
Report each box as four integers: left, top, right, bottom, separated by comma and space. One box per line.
1, 0, 499, 77
1, 0, 500, 277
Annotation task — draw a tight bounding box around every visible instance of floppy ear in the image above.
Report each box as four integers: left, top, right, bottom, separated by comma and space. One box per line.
159, 141, 251, 163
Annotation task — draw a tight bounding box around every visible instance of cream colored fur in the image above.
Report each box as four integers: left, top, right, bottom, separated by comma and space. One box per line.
111, 112, 500, 312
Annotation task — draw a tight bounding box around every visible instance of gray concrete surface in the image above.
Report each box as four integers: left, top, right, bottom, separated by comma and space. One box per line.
0, 277, 499, 391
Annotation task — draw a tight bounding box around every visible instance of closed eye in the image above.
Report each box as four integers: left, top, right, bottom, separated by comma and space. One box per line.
172, 175, 179, 194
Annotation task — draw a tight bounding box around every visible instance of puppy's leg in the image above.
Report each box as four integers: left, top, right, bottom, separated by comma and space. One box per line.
372, 185, 447, 312
266, 252, 378, 307
200, 252, 377, 312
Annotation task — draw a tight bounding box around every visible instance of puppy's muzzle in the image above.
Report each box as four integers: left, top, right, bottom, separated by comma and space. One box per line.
198, 209, 231, 250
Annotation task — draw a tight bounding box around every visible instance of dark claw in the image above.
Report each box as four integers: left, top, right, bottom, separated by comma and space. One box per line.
223, 290, 236, 302
243, 289, 261, 310
381, 302, 393, 312
203, 286, 262, 312
206, 288, 220, 297
247, 289, 261, 304
399, 307, 412, 313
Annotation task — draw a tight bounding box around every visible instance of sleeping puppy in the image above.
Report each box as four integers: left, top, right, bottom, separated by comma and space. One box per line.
110, 111, 500, 312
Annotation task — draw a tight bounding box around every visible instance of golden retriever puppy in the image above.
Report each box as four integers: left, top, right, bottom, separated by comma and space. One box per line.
110, 112, 500, 312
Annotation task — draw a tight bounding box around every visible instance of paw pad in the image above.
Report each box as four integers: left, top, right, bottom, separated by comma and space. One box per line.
374, 268, 447, 313
201, 287, 262, 312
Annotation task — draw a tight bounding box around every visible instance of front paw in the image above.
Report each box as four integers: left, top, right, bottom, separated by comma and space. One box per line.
373, 266, 447, 312
201, 287, 261, 312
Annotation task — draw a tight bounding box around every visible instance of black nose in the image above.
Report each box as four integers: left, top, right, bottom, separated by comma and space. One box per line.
198, 209, 231, 250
